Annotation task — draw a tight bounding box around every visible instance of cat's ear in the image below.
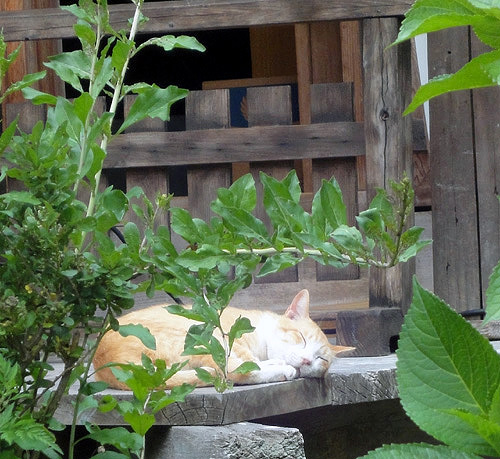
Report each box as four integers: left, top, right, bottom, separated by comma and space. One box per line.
330, 345, 356, 357
285, 289, 310, 320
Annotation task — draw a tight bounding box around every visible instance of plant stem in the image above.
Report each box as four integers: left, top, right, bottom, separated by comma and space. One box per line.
86, 0, 143, 219
73, 4, 102, 196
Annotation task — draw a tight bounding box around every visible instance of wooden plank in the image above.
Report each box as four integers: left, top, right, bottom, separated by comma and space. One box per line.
340, 20, 367, 210
249, 25, 297, 78
122, 95, 169, 231
362, 18, 414, 312
310, 83, 359, 282
310, 22, 343, 84
294, 23, 313, 192
1, 0, 415, 43
103, 122, 366, 168
428, 27, 480, 312
471, 37, 500, 305
185, 90, 231, 221
247, 85, 297, 284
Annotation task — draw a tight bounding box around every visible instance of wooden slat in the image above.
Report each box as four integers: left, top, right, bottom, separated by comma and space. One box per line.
249, 25, 297, 78
340, 20, 367, 211
123, 95, 169, 231
310, 83, 359, 282
185, 90, 231, 222
1, 0, 414, 43
429, 27, 480, 312
247, 85, 297, 284
472, 37, 498, 306
362, 17, 414, 312
103, 122, 365, 168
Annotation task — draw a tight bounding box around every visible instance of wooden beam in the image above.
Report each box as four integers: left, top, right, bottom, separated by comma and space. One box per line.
1, 0, 414, 42
362, 18, 414, 312
429, 26, 481, 312
103, 122, 365, 169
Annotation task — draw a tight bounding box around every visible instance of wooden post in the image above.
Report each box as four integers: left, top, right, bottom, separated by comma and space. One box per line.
362, 17, 414, 311
428, 27, 480, 312
472, 36, 500, 304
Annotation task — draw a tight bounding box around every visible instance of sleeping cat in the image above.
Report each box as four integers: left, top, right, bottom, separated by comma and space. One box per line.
93, 289, 351, 389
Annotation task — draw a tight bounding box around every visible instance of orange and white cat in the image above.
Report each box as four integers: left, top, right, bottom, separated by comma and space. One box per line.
93, 289, 350, 389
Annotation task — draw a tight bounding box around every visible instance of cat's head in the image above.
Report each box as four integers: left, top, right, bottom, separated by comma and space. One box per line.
267, 289, 353, 378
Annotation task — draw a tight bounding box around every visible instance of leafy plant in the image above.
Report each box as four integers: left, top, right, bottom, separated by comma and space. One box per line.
0, 0, 429, 457
360, 1, 500, 457
361, 278, 500, 459
392, 0, 500, 115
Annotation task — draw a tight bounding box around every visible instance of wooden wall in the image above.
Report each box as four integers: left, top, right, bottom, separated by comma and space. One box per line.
1, 1, 424, 330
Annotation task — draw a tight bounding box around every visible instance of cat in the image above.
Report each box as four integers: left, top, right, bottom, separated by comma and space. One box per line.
93, 289, 352, 390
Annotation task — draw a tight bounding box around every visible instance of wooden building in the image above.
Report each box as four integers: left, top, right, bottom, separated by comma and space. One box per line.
2, 0, 498, 348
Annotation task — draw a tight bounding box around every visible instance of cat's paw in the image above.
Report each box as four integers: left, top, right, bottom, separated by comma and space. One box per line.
282, 364, 299, 380
258, 364, 298, 382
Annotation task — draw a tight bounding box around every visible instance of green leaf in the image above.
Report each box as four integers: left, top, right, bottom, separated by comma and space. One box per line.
2, 71, 46, 103
261, 171, 309, 233
211, 203, 269, 244
398, 240, 432, 263
119, 324, 156, 350
449, 410, 500, 455
21, 87, 58, 105
45, 50, 91, 92
369, 188, 395, 228
138, 35, 206, 53
228, 317, 255, 349
404, 49, 500, 114
195, 367, 216, 384
232, 361, 260, 375
332, 225, 365, 254
166, 304, 206, 322
117, 84, 188, 134
397, 278, 500, 456
394, 3, 480, 46
223, 173, 257, 211
1, 191, 41, 206
176, 245, 226, 272
123, 411, 155, 436
170, 207, 200, 243
356, 208, 385, 241
320, 178, 347, 229
258, 252, 300, 277
112, 40, 133, 76
0, 119, 18, 156
123, 222, 141, 251
360, 442, 481, 458
484, 260, 500, 324
86, 426, 143, 452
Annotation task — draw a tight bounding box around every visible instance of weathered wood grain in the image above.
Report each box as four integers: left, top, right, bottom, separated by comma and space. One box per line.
247, 85, 297, 284
186, 90, 232, 222
310, 83, 359, 282
471, 37, 500, 304
429, 27, 481, 312
103, 122, 365, 169
362, 17, 414, 312
52, 349, 407, 426
1, 0, 414, 43
123, 94, 169, 230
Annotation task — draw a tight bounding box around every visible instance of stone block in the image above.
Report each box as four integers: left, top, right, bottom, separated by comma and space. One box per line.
146, 422, 306, 459
336, 307, 403, 356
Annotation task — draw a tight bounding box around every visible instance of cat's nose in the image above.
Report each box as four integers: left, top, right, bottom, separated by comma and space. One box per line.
301, 358, 311, 366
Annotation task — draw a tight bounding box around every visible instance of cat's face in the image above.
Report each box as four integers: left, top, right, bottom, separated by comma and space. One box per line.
266, 290, 334, 378
269, 317, 334, 378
